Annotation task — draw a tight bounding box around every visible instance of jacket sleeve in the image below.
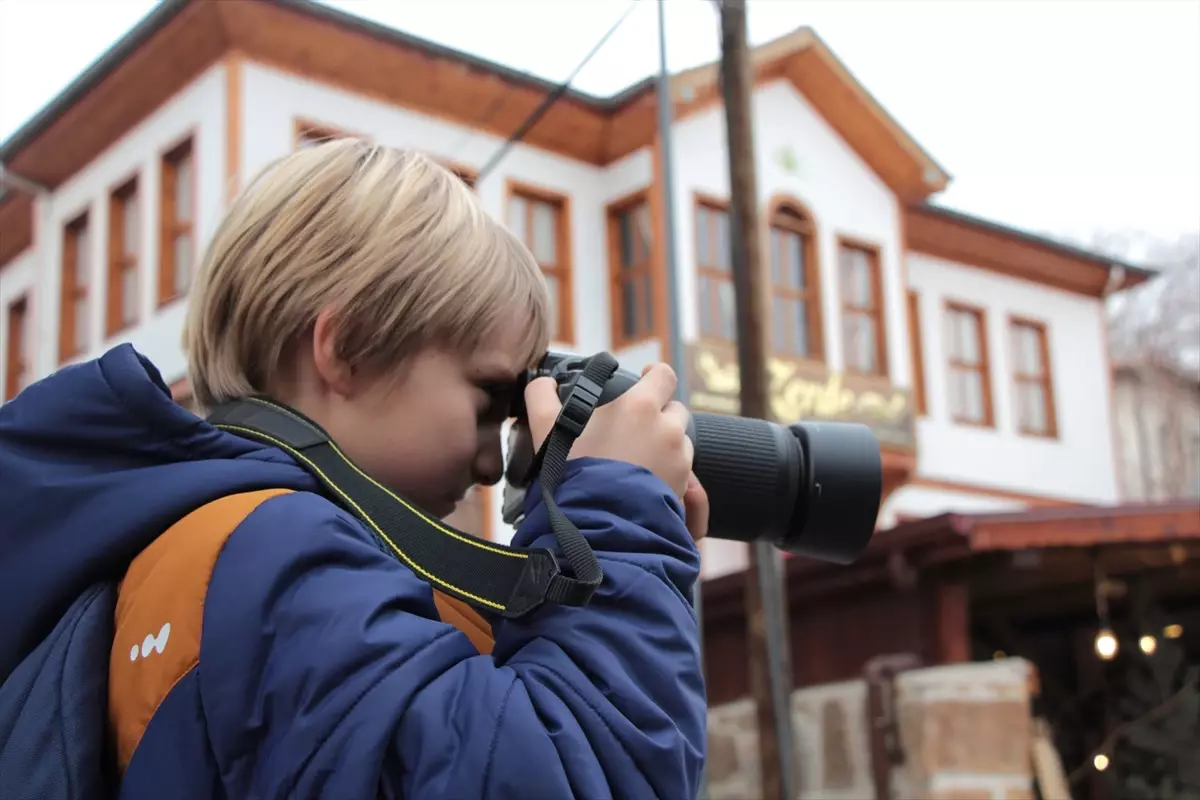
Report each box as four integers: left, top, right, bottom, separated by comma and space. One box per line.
197, 457, 707, 800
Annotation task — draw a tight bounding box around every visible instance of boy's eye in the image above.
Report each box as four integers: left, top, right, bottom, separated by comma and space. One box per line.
476, 385, 512, 424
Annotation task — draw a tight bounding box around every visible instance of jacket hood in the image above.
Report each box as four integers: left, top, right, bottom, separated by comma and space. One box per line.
0, 344, 320, 679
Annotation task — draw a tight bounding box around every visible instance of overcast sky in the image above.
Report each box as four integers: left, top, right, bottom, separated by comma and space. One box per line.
1, 0, 1197, 251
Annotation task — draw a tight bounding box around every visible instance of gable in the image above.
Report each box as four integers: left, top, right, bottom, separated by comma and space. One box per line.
664, 28, 950, 205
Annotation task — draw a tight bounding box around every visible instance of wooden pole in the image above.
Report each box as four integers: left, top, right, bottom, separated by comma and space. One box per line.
716, 1, 797, 797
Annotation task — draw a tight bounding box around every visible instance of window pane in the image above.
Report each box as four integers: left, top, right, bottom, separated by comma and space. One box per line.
851, 256, 871, 306
696, 207, 711, 267
633, 204, 652, 263
714, 210, 730, 271
772, 295, 788, 352
772, 297, 809, 357
839, 249, 856, 301
793, 299, 809, 357
964, 370, 983, 422
700, 276, 715, 337
718, 279, 736, 340
619, 213, 634, 268
176, 155, 193, 221
640, 272, 653, 335
76, 227, 90, 288
788, 233, 805, 290
530, 202, 557, 264
543, 273, 559, 340
19, 308, 31, 363
122, 266, 138, 325
123, 193, 139, 257
74, 297, 88, 352
770, 229, 782, 285
507, 196, 527, 240
622, 278, 638, 339
844, 313, 876, 372
958, 313, 979, 364
1020, 382, 1047, 432
1016, 326, 1041, 377
858, 315, 876, 372
175, 234, 193, 294
949, 367, 965, 419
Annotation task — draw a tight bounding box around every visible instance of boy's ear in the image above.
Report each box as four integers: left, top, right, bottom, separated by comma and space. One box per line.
312, 307, 357, 398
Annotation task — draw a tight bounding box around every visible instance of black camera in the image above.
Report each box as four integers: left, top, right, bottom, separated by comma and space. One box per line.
501, 352, 883, 565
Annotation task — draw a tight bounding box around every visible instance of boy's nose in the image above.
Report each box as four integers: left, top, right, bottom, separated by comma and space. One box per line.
473, 436, 504, 487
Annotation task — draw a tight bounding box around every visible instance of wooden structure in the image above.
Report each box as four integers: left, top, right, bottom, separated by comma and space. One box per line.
700, 500, 1200, 705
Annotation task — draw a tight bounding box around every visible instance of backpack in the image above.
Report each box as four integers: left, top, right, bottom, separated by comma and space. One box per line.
0, 581, 118, 799
0, 493, 496, 799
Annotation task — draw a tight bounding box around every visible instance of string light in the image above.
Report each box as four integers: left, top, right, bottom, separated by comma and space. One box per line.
1163, 623, 1183, 639
1139, 634, 1157, 655
1095, 628, 1118, 660
1094, 753, 1110, 772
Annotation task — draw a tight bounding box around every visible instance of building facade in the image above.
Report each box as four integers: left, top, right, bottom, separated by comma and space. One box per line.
1111, 362, 1200, 502
0, 0, 1150, 579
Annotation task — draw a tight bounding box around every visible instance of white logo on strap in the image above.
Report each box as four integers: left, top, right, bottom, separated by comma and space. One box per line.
129, 622, 171, 661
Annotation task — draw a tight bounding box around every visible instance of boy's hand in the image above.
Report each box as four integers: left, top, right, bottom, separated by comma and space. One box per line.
525, 363, 707, 541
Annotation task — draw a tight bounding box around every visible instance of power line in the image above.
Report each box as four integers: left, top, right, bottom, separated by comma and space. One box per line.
475, 1, 640, 184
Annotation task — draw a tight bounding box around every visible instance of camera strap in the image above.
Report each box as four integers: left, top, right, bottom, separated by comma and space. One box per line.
204, 353, 618, 619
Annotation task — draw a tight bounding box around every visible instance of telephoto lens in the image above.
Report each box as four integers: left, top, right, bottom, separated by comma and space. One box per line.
502, 353, 883, 564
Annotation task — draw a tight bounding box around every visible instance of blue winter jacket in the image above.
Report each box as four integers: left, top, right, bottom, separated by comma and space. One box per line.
0, 344, 707, 798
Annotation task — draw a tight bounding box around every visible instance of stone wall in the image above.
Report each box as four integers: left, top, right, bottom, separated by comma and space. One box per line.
706, 658, 1035, 800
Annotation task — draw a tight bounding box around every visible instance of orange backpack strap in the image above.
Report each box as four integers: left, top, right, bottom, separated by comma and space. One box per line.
108, 490, 495, 772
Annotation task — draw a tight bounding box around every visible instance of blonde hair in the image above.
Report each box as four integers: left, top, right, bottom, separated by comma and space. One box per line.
183, 139, 550, 411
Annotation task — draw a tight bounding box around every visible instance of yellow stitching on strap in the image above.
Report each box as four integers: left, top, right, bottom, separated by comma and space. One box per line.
215, 423, 513, 610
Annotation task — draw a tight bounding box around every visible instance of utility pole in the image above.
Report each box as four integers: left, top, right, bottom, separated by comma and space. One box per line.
716, 2, 798, 799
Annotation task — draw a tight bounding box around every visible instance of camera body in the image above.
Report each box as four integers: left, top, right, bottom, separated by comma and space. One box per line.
502, 352, 883, 565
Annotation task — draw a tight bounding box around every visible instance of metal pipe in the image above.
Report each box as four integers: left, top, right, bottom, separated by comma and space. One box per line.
655, 5, 709, 799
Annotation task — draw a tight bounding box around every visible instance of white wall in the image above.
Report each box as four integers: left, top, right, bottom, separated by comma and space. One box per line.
908, 252, 1118, 503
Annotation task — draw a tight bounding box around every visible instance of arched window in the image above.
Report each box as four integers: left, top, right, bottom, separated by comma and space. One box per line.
768, 203, 823, 360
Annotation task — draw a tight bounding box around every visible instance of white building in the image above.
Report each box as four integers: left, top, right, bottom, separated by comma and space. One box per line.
0, 0, 1152, 579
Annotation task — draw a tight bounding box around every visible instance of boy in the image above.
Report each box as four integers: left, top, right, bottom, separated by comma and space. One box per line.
0, 141, 708, 797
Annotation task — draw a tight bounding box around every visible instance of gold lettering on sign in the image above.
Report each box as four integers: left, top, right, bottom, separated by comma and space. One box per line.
687, 344, 915, 449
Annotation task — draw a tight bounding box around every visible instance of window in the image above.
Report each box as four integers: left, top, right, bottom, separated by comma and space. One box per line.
945, 302, 993, 426
160, 138, 194, 304
768, 204, 822, 360
1009, 318, 1057, 437
907, 290, 927, 416
838, 240, 887, 376
607, 193, 655, 348
107, 177, 140, 336
4, 294, 30, 401
507, 185, 571, 343
695, 197, 733, 342
60, 213, 91, 362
